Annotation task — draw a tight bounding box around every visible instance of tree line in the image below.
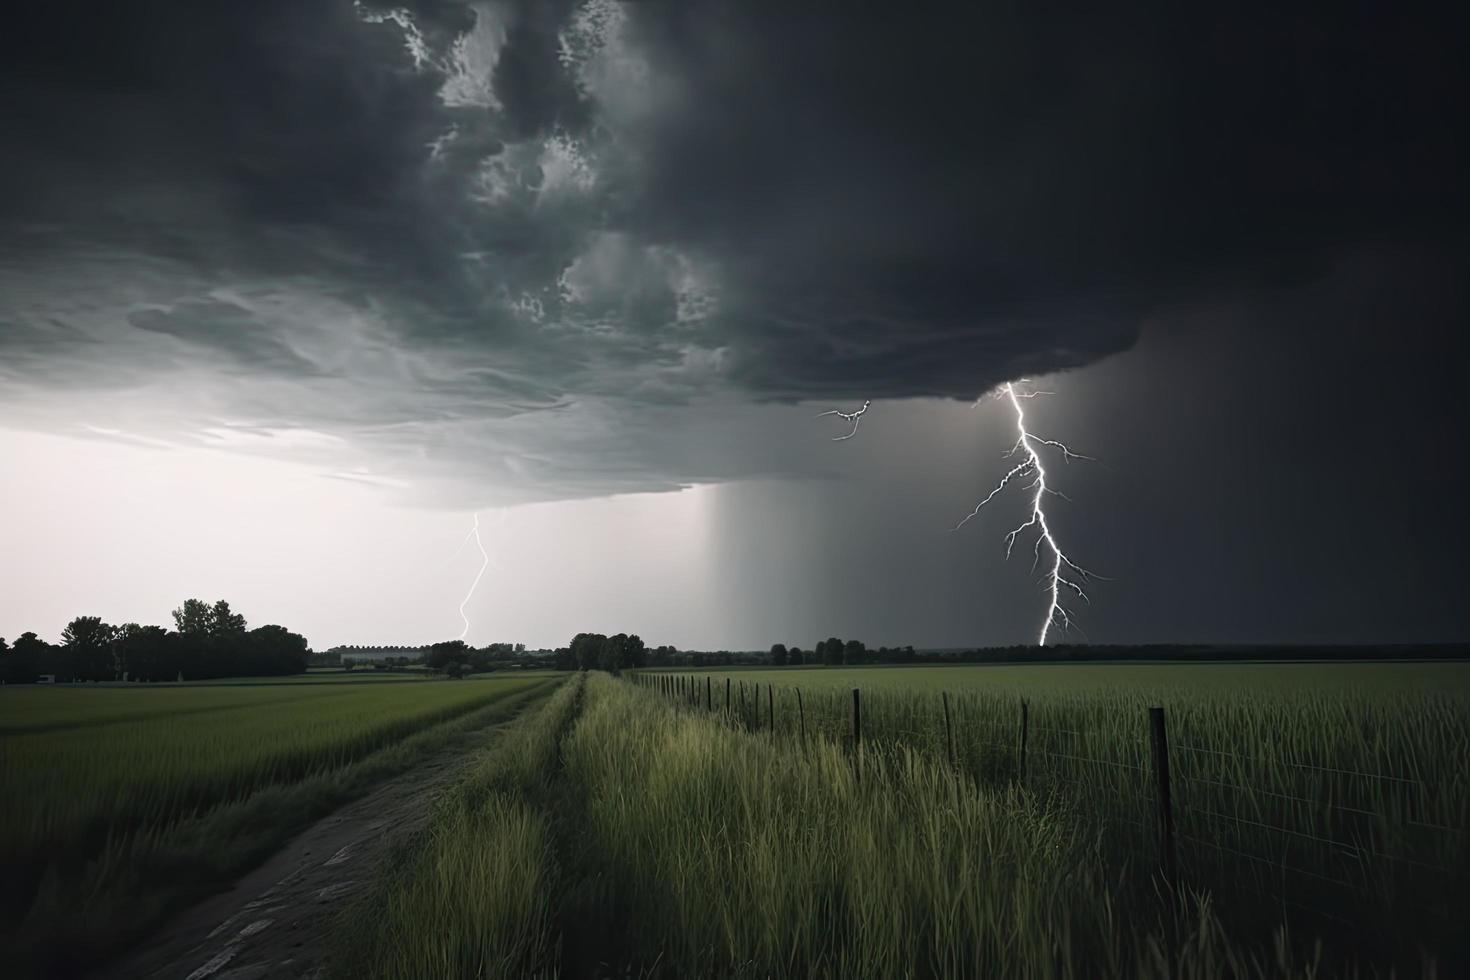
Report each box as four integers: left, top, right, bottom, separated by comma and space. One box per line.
551, 633, 649, 672
0, 599, 310, 683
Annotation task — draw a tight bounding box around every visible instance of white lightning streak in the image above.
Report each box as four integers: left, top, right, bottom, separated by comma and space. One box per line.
954, 382, 1097, 645
456, 513, 491, 641
817, 399, 870, 440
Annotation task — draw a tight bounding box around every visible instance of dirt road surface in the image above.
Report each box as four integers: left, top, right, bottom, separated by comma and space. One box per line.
97, 737, 481, 980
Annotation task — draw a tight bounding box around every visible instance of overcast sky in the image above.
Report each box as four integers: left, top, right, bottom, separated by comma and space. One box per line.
2, 2, 1465, 650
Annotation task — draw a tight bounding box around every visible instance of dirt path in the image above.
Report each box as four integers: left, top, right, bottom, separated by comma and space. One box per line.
98, 729, 494, 980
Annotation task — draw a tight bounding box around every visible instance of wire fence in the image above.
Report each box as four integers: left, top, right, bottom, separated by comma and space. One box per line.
630, 670, 1469, 949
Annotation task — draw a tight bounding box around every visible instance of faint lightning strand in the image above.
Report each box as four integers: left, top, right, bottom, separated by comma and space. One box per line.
456, 513, 491, 641
954, 381, 1097, 645
817, 399, 871, 440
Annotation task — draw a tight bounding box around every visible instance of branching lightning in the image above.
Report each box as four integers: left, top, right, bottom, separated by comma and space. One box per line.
954, 381, 1098, 645
456, 513, 491, 641
817, 399, 870, 440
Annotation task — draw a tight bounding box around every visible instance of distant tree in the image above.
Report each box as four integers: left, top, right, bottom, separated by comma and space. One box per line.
618, 634, 647, 670
171, 599, 213, 635
788, 647, 804, 666
570, 633, 608, 672
209, 600, 247, 636
820, 637, 844, 666
62, 616, 118, 681
116, 624, 171, 681
598, 634, 625, 672
843, 639, 866, 665
9, 632, 49, 683
248, 625, 310, 675
444, 661, 467, 679
426, 640, 471, 670
770, 643, 788, 667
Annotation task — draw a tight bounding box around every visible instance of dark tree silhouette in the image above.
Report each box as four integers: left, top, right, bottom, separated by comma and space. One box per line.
9, 633, 49, 683
426, 640, 471, 670
209, 600, 247, 636
171, 599, 213, 636
61, 616, 118, 681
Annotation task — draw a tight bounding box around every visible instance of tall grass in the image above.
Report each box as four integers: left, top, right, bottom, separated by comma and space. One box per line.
333, 675, 584, 979
348, 673, 1397, 978
0, 676, 561, 978
654, 670, 1470, 971
558, 675, 1328, 978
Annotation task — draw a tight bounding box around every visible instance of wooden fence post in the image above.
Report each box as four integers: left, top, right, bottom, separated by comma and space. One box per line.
725, 677, 731, 714
797, 688, 806, 749
942, 691, 956, 772
1019, 699, 1029, 786
706, 676, 712, 711
1148, 706, 1177, 888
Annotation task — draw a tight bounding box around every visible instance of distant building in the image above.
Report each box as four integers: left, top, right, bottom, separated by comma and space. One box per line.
327, 646, 424, 662
37, 674, 55, 684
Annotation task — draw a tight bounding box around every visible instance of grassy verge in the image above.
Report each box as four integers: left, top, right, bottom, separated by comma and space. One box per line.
339, 673, 1395, 978
332, 674, 584, 979
6, 677, 561, 979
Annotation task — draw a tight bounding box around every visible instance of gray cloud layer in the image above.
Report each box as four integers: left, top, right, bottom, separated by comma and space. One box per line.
1, 2, 1463, 502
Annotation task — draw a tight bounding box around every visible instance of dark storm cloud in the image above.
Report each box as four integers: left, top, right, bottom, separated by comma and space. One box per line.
128, 301, 325, 378
0, 1, 1464, 501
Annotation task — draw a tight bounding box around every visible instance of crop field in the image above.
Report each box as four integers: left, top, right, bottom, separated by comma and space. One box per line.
0, 675, 561, 977
335, 668, 1470, 977
196, 667, 555, 685
647, 660, 1470, 696
638, 663, 1470, 973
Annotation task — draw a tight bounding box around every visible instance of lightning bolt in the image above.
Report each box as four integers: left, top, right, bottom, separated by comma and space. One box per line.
954, 381, 1097, 645
456, 513, 491, 641
816, 399, 871, 441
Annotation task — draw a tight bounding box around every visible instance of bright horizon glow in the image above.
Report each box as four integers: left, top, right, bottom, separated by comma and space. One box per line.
0, 427, 720, 651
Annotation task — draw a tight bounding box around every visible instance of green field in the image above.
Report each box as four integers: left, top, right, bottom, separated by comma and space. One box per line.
645, 660, 1470, 696
7, 663, 1465, 977
333, 666, 1468, 977
0, 674, 562, 977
